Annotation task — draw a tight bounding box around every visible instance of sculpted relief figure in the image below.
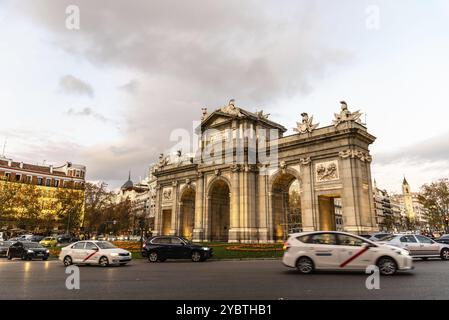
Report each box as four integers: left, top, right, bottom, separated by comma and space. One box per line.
201, 107, 208, 121
220, 99, 244, 117
293, 112, 319, 134
157, 153, 170, 169
333, 101, 362, 127
316, 161, 339, 182
256, 110, 270, 119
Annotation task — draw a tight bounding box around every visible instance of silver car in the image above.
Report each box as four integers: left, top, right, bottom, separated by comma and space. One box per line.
380, 234, 449, 260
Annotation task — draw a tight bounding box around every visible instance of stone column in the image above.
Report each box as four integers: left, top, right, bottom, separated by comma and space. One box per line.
228, 164, 240, 242
153, 185, 162, 236
299, 157, 315, 231
193, 173, 205, 242
340, 153, 365, 234
169, 181, 178, 235
257, 165, 269, 242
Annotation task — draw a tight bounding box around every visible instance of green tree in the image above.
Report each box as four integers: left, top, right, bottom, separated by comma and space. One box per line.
15, 183, 42, 232
419, 179, 449, 231
0, 179, 20, 228
55, 187, 85, 234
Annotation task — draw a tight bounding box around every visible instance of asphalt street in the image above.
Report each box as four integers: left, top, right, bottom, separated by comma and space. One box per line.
1, 258, 449, 299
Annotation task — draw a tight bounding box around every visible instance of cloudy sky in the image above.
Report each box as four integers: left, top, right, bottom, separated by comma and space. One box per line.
0, 0, 448, 192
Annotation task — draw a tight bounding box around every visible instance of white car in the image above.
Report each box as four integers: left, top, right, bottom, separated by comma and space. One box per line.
379, 234, 449, 260
282, 231, 413, 275
59, 240, 132, 267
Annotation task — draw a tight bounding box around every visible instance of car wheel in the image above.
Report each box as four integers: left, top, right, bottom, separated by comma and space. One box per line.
63, 256, 73, 266
148, 252, 159, 262
191, 251, 202, 262
440, 248, 449, 260
99, 256, 109, 267
377, 256, 397, 275
295, 257, 314, 274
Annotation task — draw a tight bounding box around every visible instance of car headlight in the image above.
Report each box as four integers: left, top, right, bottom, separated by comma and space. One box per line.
27, 250, 33, 253
46, 249, 49, 253
202, 247, 210, 251
110, 252, 119, 256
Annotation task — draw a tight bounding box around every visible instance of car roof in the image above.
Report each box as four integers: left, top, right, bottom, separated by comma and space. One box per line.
288, 231, 370, 238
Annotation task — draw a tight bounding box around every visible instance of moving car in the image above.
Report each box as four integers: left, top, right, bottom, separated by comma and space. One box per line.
39, 237, 58, 247
142, 236, 213, 262
380, 234, 449, 260
0, 241, 14, 257
7, 242, 49, 260
59, 240, 132, 267
282, 231, 413, 275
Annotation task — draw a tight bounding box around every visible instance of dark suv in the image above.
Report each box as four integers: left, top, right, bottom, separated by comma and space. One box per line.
142, 236, 212, 262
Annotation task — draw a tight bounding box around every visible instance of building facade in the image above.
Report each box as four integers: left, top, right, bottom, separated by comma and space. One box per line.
0, 156, 86, 232
152, 100, 378, 243
117, 171, 157, 235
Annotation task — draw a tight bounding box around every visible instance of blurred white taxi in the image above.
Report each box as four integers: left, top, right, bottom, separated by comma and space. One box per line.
282, 231, 413, 275
59, 240, 132, 267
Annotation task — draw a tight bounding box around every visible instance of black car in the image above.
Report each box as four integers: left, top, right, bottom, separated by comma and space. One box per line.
56, 234, 79, 244
437, 234, 449, 244
29, 235, 45, 243
0, 241, 14, 257
142, 236, 213, 262
7, 242, 49, 261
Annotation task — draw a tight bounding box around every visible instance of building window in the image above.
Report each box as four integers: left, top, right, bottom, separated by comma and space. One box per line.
75, 170, 80, 177
26, 175, 32, 184
46, 178, 51, 187
54, 179, 59, 188
5, 172, 11, 180
15, 174, 21, 182
37, 177, 43, 185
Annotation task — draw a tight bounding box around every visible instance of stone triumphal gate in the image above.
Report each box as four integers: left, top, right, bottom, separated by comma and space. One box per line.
152, 100, 378, 243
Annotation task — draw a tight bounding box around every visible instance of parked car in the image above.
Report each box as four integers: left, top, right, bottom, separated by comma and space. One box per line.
282, 231, 413, 275
0, 241, 14, 257
7, 242, 49, 260
142, 236, 213, 262
29, 235, 45, 242
56, 234, 79, 244
59, 240, 132, 267
436, 234, 449, 245
363, 232, 392, 241
8, 237, 30, 242
39, 237, 58, 247
380, 234, 449, 260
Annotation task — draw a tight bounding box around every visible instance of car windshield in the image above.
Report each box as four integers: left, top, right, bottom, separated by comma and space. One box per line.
96, 241, 116, 249
23, 242, 43, 248
378, 234, 397, 241
180, 237, 191, 244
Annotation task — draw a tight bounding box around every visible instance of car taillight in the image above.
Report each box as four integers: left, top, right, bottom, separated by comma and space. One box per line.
283, 242, 290, 251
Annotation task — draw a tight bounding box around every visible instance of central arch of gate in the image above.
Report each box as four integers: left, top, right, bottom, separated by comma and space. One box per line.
152, 101, 378, 243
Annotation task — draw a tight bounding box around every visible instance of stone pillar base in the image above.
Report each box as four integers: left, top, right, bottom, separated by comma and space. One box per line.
192, 228, 205, 243
228, 228, 260, 243
302, 226, 316, 232
344, 226, 378, 234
